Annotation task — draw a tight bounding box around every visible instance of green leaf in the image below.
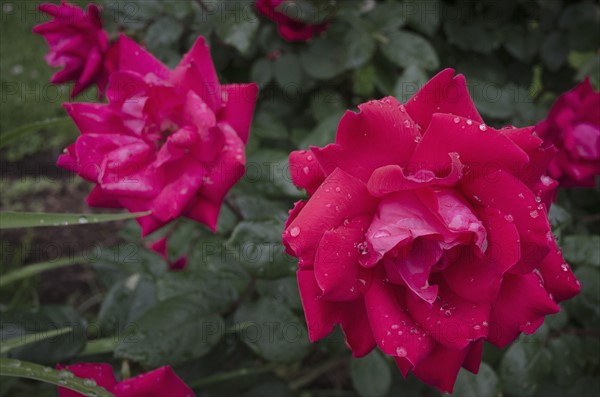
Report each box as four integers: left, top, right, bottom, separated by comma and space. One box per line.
564, 267, 600, 328
215, 11, 259, 55
238, 150, 301, 198
0, 253, 88, 287
274, 54, 303, 92
277, 0, 334, 25
91, 244, 167, 287
0, 358, 114, 397
541, 33, 569, 71
145, 16, 184, 66
380, 30, 439, 70
452, 363, 499, 397
234, 298, 310, 363
548, 334, 586, 387
299, 113, 340, 149
500, 338, 553, 396
301, 37, 348, 80
366, 1, 407, 32
256, 277, 302, 310
0, 117, 73, 149
503, 25, 542, 63
0, 211, 150, 229
394, 65, 428, 103
562, 235, 600, 267
0, 306, 86, 365
404, 0, 440, 36
228, 194, 290, 220
471, 82, 519, 119
115, 297, 224, 368
0, 327, 72, 355
353, 64, 377, 97
251, 58, 273, 88
344, 28, 376, 69
97, 274, 157, 335
227, 218, 296, 279
310, 89, 345, 122
350, 350, 391, 397
568, 377, 600, 397
444, 19, 502, 54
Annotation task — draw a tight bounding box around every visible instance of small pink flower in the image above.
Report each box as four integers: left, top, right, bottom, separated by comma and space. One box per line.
33, 1, 118, 98
537, 78, 600, 187
256, 0, 329, 42
282, 69, 580, 393
58, 35, 258, 236
57, 363, 194, 397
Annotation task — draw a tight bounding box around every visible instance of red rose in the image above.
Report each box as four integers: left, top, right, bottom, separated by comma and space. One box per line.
282, 69, 581, 392
33, 1, 118, 98
537, 78, 600, 187
57, 363, 194, 397
256, 0, 329, 42
57, 35, 258, 236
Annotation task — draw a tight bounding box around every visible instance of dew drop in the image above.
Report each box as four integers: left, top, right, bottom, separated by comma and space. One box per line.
396, 346, 408, 357
561, 263, 569, 272
289, 227, 300, 237
83, 378, 97, 387
7, 360, 21, 368
404, 120, 412, 128
529, 210, 539, 218
335, 187, 341, 192
466, 119, 473, 125
479, 124, 487, 131
303, 166, 310, 175
504, 214, 514, 222
414, 136, 422, 143
453, 117, 460, 124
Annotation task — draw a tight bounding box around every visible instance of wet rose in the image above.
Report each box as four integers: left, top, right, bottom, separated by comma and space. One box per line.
282, 69, 581, 392
58, 35, 258, 236
537, 78, 600, 187
33, 1, 119, 98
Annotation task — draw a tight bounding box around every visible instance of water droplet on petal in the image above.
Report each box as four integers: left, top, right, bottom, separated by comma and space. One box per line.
396, 346, 407, 357
466, 119, 473, 125
479, 124, 487, 131
453, 117, 460, 124
289, 227, 300, 237
530, 210, 539, 218
561, 263, 569, 272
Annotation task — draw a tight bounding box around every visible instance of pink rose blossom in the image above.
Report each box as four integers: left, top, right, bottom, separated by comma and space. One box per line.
57, 363, 194, 397
537, 78, 600, 187
33, 1, 118, 98
58, 35, 258, 236
282, 69, 580, 393
256, 0, 329, 42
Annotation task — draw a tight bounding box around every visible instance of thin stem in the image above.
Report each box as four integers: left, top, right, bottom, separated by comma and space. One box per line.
289, 356, 350, 390
188, 363, 278, 388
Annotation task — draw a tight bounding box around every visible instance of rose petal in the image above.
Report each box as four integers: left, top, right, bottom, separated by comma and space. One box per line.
405, 68, 483, 131
488, 273, 559, 348
312, 97, 420, 182
284, 168, 377, 267
367, 153, 464, 197
363, 275, 435, 366
314, 217, 370, 301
